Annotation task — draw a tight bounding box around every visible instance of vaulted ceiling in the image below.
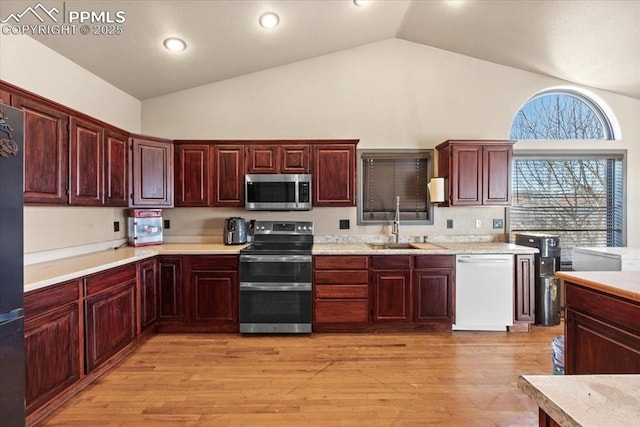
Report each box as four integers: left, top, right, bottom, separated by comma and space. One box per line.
1, 0, 638, 100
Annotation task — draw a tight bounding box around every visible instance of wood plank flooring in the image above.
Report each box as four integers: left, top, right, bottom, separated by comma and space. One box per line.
39, 324, 564, 426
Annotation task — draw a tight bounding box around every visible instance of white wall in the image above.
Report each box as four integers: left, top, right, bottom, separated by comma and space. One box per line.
143, 39, 640, 246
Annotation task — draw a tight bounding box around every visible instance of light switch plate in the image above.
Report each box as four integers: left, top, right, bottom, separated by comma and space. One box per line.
446, 219, 453, 229
493, 219, 504, 229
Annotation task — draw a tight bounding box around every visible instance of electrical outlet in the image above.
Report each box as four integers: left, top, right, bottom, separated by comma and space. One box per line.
475, 219, 482, 228
339, 219, 350, 230
446, 219, 453, 229
113, 221, 119, 232
163, 219, 170, 229
493, 219, 504, 229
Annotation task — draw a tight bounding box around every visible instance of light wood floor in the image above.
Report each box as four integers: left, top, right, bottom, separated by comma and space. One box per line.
40, 324, 564, 426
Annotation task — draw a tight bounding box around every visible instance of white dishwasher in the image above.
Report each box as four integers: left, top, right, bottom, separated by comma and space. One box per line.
453, 254, 514, 331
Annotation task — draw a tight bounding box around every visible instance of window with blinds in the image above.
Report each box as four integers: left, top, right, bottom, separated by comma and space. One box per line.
509, 152, 624, 264
359, 150, 434, 224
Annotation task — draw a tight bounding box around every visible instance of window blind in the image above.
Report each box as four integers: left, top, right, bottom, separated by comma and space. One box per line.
510, 153, 624, 264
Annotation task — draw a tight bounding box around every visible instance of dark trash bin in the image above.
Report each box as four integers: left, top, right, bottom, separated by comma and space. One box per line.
536, 276, 561, 326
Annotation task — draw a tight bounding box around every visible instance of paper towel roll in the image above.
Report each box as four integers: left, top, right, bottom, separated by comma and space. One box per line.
428, 178, 445, 203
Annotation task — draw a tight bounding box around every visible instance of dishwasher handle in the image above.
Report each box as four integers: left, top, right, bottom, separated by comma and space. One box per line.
457, 258, 512, 264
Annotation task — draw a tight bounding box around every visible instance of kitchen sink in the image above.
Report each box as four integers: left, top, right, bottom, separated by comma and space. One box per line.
366, 243, 418, 250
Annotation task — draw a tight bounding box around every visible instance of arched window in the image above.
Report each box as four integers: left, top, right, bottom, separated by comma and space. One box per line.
508, 89, 624, 265
510, 89, 615, 140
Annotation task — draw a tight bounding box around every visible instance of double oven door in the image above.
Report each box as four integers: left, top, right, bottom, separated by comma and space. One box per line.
239, 253, 312, 333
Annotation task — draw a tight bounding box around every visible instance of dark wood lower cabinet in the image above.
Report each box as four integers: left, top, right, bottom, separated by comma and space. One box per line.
139, 259, 158, 331
158, 256, 184, 323
565, 282, 640, 374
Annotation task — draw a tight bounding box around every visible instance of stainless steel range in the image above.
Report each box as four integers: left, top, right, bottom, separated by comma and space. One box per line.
239, 220, 313, 333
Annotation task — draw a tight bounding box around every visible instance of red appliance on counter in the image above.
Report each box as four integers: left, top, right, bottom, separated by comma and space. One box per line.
127, 209, 163, 247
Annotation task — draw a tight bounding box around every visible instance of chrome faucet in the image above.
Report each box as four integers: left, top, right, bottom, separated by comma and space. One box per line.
391, 196, 400, 243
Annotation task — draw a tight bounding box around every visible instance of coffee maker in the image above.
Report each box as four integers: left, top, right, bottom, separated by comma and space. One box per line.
224, 217, 247, 245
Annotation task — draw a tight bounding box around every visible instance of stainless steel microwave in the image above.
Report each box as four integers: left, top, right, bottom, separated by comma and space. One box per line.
245, 174, 312, 211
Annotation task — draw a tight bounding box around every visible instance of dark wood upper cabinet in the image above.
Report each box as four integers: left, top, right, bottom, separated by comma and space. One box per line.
13, 95, 69, 204
313, 141, 357, 207
281, 144, 310, 173
130, 136, 174, 207
213, 145, 244, 207
174, 144, 211, 207
246, 144, 280, 173
104, 129, 129, 207
436, 140, 514, 207
69, 117, 103, 206
0, 88, 12, 105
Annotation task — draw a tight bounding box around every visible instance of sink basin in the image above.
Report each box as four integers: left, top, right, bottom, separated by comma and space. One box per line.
366, 243, 417, 250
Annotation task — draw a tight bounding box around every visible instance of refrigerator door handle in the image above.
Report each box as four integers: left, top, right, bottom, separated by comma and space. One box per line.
0, 308, 24, 325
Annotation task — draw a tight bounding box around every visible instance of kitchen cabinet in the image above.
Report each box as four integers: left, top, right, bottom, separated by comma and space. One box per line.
12, 94, 69, 204
174, 144, 212, 207
282, 144, 310, 173
313, 141, 358, 206
69, 117, 103, 206
83, 264, 137, 373
24, 280, 81, 415
313, 255, 369, 331
413, 255, 455, 329
513, 254, 535, 329
157, 256, 185, 326
104, 129, 129, 207
130, 135, 174, 207
564, 282, 640, 374
213, 145, 245, 207
0, 88, 12, 105
370, 256, 412, 324
245, 143, 311, 173
187, 256, 239, 332
436, 140, 514, 206
138, 258, 158, 332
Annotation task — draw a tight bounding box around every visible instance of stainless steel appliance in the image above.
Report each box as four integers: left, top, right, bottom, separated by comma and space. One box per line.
127, 209, 163, 247
223, 217, 247, 245
515, 233, 561, 326
239, 220, 313, 333
245, 174, 312, 211
573, 247, 640, 272
0, 104, 26, 425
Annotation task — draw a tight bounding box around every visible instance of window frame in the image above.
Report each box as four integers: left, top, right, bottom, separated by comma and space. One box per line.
357, 149, 436, 226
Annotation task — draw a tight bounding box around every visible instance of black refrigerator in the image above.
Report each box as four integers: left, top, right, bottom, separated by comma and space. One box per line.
0, 103, 26, 426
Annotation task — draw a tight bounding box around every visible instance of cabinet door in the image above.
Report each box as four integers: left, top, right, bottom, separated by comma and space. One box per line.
0, 88, 12, 105
25, 304, 80, 414
246, 144, 280, 173
189, 271, 238, 330
158, 256, 184, 321
213, 145, 244, 207
313, 143, 357, 206
69, 117, 103, 206
414, 269, 454, 322
104, 130, 129, 206
514, 254, 535, 323
482, 144, 512, 205
14, 96, 69, 204
130, 137, 174, 207
281, 144, 310, 173
139, 259, 158, 331
371, 270, 411, 322
84, 282, 137, 372
175, 144, 211, 206
450, 144, 482, 205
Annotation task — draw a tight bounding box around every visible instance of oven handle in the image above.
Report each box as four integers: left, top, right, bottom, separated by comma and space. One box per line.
240, 282, 312, 291
240, 255, 312, 263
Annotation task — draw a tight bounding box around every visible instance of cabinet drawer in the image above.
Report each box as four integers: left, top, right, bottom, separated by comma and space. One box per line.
314, 300, 368, 323
315, 255, 368, 270
314, 270, 368, 284
315, 284, 368, 299
565, 283, 640, 332
84, 264, 136, 296
25, 280, 80, 320
190, 255, 238, 271
370, 255, 411, 270
414, 255, 455, 269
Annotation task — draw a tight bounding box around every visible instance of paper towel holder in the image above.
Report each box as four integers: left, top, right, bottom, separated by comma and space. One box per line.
427, 177, 446, 203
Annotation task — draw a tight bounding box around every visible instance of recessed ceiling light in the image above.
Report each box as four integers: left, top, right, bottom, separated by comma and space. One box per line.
353, 0, 370, 6
163, 37, 187, 52
259, 12, 279, 29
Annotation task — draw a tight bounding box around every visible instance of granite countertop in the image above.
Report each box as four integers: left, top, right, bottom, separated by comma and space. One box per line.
25, 241, 536, 293
556, 271, 640, 303
518, 375, 640, 427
